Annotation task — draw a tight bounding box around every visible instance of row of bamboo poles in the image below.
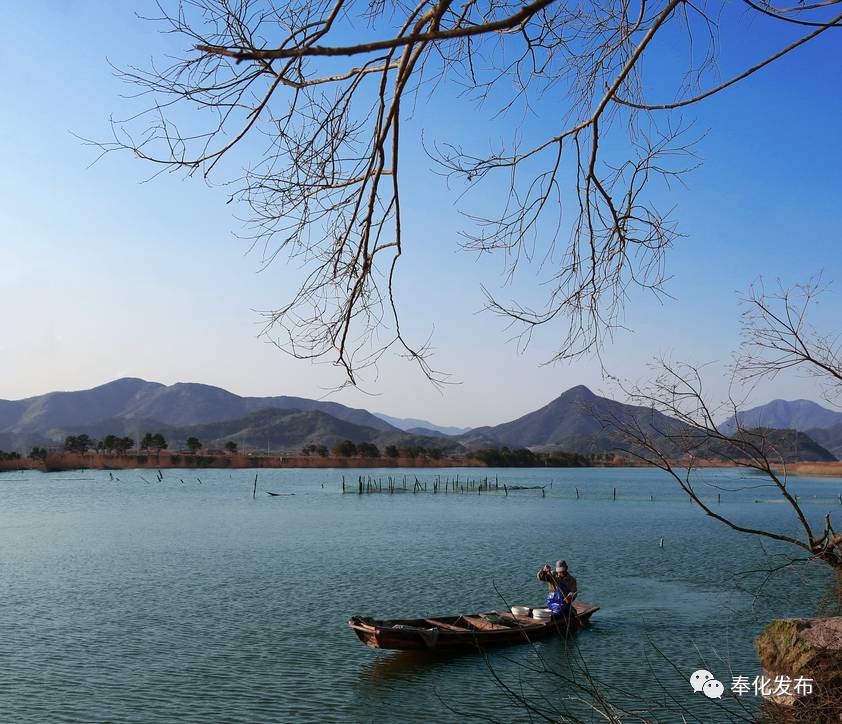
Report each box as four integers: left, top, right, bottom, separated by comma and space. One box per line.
338, 476, 782, 505
72, 470, 842, 506
342, 473, 547, 497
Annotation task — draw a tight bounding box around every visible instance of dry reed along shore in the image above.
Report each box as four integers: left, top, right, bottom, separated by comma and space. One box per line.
0, 452, 486, 472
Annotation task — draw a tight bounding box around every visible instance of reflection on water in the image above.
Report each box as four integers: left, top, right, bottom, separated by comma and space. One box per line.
361, 648, 480, 682
0, 466, 839, 722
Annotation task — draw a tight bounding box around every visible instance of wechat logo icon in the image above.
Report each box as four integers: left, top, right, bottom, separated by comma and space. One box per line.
690, 669, 724, 699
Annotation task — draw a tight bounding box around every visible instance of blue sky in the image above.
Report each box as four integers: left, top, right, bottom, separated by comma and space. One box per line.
1, 2, 840, 427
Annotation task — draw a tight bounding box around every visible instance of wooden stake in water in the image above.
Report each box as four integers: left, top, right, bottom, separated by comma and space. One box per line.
253, 473, 258, 499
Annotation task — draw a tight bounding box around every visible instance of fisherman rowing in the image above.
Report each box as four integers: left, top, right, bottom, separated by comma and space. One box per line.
537, 559, 578, 618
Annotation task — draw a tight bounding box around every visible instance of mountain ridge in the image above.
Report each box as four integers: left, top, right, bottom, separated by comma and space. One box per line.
804, 423, 842, 458
456, 385, 679, 452
373, 412, 471, 436
61, 408, 464, 454
0, 378, 397, 443
721, 399, 842, 435
1, 379, 836, 462
455, 386, 836, 462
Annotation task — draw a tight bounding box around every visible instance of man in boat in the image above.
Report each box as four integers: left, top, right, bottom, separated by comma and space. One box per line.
537, 560, 577, 617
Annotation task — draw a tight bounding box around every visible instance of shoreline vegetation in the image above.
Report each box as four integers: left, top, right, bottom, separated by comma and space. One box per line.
1, 450, 841, 477
777, 461, 842, 478
0, 438, 597, 472
0, 448, 597, 472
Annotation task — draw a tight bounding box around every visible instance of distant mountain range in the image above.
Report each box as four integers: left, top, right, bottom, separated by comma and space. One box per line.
0, 378, 426, 452
804, 424, 842, 458
373, 412, 471, 436
444, 386, 834, 462
0, 378, 837, 462
721, 399, 842, 434
456, 385, 685, 454
0, 378, 391, 431
721, 399, 842, 458
68, 408, 461, 454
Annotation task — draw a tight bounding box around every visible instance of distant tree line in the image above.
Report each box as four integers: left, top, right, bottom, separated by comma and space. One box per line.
389, 445, 444, 460
64, 434, 95, 454
39, 433, 457, 460
327, 441, 446, 459
54, 433, 242, 456
332, 440, 379, 458
472, 447, 591, 467
140, 433, 168, 453
301, 443, 329, 457
59, 432, 170, 455
0, 450, 22, 461
97, 435, 136, 454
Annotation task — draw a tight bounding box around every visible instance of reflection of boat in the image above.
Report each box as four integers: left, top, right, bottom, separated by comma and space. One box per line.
349, 603, 599, 651
360, 648, 476, 684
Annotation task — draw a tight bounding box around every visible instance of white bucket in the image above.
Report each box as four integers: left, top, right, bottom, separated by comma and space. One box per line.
510, 605, 530, 617
532, 608, 553, 620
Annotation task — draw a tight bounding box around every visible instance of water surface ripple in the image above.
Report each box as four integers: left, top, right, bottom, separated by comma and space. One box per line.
1, 467, 839, 722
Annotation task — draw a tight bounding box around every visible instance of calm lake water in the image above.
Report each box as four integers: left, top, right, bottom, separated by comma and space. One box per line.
1, 466, 840, 722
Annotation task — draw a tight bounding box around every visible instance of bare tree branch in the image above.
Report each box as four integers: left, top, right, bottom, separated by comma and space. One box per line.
92, 0, 840, 384
609, 354, 842, 570
738, 276, 842, 406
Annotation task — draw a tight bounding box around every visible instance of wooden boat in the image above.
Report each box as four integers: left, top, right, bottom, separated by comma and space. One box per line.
349, 603, 599, 651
